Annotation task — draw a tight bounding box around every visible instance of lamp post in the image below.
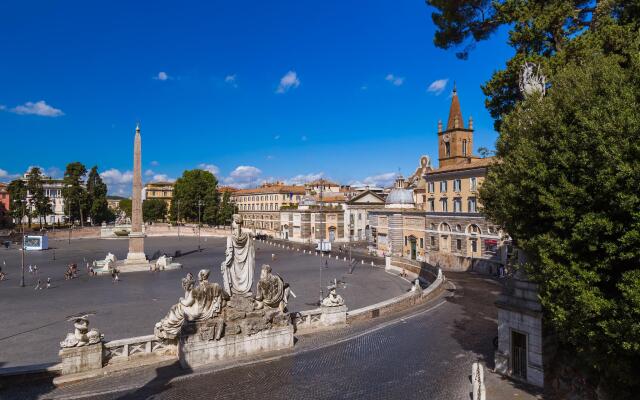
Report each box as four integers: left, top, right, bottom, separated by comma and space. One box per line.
319, 184, 324, 304
20, 199, 25, 288
177, 199, 181, 241
197, 199, 203, 252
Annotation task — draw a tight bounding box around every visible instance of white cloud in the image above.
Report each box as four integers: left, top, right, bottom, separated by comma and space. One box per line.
100, 168, 133, 184
385, 74, 405, 86
223, 165, 263, 188
352, 172, 397, 188
276, 70, 300, 94
153, 71, 170, 81
144, 169, 154, 177
224, 74, 238, 87
427, 78, 449, 95
11, 100, 64, 117
150, 160, 159, 167
152, 174, 175, 182
283, 172, 324, 185
266, 155, 274, 160
198, 163, 220, 175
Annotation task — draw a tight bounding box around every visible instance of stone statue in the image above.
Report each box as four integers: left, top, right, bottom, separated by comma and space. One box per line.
321, 285, 344, 307
519, 62, 546, 98
154, 270, 225, 340
255, 264, 291, 312
411, 278, 422, 292
221, 214, 255, 297
60, 316, 103, 348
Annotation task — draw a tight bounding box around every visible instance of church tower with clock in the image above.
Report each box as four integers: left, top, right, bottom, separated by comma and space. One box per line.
437, 85, 477, 168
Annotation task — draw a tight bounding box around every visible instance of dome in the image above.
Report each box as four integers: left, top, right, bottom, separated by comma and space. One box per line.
385, 188, 415, 208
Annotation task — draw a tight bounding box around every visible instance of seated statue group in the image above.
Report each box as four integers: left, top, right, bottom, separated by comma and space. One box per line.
154, 214, 292, 342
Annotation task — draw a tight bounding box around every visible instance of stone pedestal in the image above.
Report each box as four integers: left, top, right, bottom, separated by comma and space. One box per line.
125, 232, 147, 265
59, 343, 103, 375
179, 324, 293, 369
321, 305, 347, 327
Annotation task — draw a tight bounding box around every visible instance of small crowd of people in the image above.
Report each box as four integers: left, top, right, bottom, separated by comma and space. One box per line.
64, 263, 79, 280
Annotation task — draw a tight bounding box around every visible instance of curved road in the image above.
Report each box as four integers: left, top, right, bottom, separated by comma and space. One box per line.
5, 272, 504, 400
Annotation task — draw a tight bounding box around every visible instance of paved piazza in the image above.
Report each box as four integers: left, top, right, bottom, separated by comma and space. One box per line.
1, 272, 537, 400
0, 236, 407, 368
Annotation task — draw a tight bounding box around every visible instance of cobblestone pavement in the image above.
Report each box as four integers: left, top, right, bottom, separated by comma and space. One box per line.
0, 237, 407, 367
2, 272, 541, 400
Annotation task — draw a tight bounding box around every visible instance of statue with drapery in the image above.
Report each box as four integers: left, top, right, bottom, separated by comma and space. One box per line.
221, 214, 255, 297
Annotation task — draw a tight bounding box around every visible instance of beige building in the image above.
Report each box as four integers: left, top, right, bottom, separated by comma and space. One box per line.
232, 182, 305, 233
144, 181, 174, 210
369, 88, 507, 272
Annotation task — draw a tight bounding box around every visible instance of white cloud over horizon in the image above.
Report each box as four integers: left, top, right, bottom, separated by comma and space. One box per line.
351, 172, 397, 188
385, 74, 405, 86
101, 168, 133, 185
276, 70, 300, 94
10, 100, 64, 117
198, 163, 220, 175
427, 78, 449, 95
223, 165, 263, 188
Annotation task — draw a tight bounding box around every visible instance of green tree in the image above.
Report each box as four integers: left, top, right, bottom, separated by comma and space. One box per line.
428, 1, 640, 396
217, 190, 236, 226
86, 166, 113, 224
62, 162, 88, 226
26, 167, 52, 227
7, 179, 28, 225
142, 198, 168, 223
170, 169, 219, 224
118, 198, 132, 219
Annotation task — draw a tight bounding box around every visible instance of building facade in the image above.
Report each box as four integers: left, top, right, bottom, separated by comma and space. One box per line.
232, 182, 305, 233
369, 88, 508, 271
0, 182, 9, 214
143, 181, 174, 210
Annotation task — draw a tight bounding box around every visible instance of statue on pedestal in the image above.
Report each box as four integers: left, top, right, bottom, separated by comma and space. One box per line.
322, 285, 344, 307
221, 214, 255, 297
154, 270, 225, 340
255, 264, 292, 312
60, 316, 103, 348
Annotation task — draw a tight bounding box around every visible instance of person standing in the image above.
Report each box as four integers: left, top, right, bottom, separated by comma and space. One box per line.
46, 277, 51, 289
34, 279, 42, 290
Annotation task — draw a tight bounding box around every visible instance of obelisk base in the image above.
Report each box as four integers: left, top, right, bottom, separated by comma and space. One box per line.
125, 233, 147, 265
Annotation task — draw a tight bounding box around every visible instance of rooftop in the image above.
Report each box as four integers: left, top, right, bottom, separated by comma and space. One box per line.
233, 184, 306, 195
428, 156, 496, 174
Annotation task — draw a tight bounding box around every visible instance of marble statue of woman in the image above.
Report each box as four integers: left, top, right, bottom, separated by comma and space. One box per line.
221, 214, 255, 297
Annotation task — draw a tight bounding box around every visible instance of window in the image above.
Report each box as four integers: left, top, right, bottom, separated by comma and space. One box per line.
420, 238, 424, 248
453, 179, 461, 192
462, 139, 468, 156
456, 239, 462, 251
430, 236, 436, 246
428, 199, 435, 212
453, 198, 462, 212
440, 181, 448, 193
445, 142, 450, 157
440, 198, 448, 212
422, 195, 426, 203
468, 197, 477, 213
470, 177, 477, 191
427, 182, 435, 193
358, 213, 362, 220
404, 236, 408, 246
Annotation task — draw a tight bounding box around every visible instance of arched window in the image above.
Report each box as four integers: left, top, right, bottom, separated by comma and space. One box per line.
462, 139, 468, 156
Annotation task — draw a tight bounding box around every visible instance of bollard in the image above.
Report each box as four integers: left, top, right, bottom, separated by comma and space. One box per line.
371, 261, 374, 266
335, 255, 339, 260
361, 260, 364, 264
343, 257, 347, 262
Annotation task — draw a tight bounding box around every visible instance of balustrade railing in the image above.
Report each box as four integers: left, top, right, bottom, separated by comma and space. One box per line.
103, 335, 176, 364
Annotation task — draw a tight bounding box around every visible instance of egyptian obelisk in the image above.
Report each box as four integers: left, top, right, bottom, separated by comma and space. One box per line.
125, 123, 147, 264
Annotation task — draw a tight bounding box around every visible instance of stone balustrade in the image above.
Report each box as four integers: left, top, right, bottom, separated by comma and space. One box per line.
103, 335, 176, 365
290, 308, 324, 331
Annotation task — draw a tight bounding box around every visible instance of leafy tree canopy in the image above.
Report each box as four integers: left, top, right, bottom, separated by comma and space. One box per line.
118, 198, 132, 219
62, 162, 88, 224
86, 166, 113, 224
142, 198, 168, 223
170, 169, 219, 223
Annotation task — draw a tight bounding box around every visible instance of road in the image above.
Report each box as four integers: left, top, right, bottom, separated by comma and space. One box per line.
2, 272, 513, 400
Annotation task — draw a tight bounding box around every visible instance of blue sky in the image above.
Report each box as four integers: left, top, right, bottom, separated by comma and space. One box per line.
0, 1, 513, 195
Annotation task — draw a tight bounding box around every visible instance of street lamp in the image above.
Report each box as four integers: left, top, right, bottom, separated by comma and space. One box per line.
197, 199, 204, 252
20, 199, 26, 288
176, 199, 181, 241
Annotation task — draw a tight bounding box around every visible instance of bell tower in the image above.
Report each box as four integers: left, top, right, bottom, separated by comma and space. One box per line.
437, 84, 476, 167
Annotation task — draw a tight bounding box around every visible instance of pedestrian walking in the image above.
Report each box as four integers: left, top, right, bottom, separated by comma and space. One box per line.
33, 264, 38, 276
46, 277, 51, 289
28, 264, 33, 275
34, 279, 42, 290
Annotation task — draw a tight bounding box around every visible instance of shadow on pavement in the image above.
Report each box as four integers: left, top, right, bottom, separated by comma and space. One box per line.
115, 361, 190, 400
